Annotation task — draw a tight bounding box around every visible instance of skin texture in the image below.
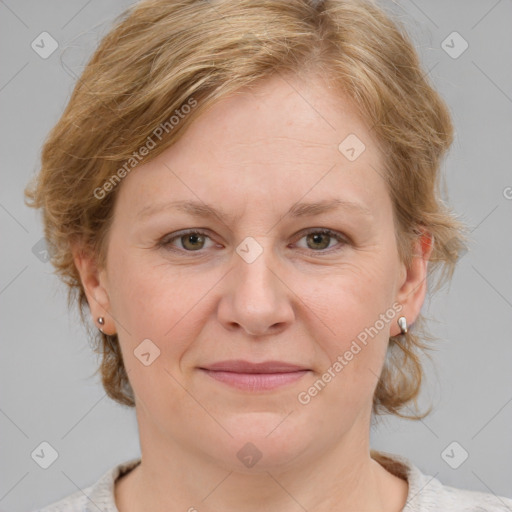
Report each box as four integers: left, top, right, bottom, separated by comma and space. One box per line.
73, 72, 432, 511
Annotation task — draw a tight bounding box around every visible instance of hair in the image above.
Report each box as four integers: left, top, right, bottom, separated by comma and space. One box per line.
25, 0, 467, 418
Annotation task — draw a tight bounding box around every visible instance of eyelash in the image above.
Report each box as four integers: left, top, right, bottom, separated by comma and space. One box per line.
158, 228, 349, 255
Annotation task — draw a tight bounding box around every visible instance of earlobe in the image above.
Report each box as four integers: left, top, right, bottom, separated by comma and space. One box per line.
394, 232, 433, 335
72, 244, 116, 335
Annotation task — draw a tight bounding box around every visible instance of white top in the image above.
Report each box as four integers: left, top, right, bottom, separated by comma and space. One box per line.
34, 453, 512, 511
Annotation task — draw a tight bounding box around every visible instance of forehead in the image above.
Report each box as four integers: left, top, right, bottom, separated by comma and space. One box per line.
116, 73, 388, 223
176, 73, 378, 162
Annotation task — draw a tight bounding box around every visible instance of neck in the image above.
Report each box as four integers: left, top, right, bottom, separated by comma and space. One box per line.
116, 411, 408, 512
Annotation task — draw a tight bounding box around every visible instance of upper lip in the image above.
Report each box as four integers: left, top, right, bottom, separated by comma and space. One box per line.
200, 360, 309, 373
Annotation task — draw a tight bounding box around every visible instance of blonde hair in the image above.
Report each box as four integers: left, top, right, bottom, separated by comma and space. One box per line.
25, 0, 467, 417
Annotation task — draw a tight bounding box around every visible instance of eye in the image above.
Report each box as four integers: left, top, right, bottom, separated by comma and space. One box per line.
158, 228, 348, 255
159, 229, 216, 252
294, 228, 348, 253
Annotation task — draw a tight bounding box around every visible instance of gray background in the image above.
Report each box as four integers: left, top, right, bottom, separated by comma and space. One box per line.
1, 1, 511, 510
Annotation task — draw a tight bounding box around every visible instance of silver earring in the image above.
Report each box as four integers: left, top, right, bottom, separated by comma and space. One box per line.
397, 316, 408, 335
98, 317, 105, 333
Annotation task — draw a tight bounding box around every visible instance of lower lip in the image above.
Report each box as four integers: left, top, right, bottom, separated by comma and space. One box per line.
200, 369, 310, 391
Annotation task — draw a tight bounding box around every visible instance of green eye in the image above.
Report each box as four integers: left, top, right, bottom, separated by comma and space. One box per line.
160, 229, 213, 252
295, 229, 348, 252
159, 228, 348, 255
180, 232, 207, 251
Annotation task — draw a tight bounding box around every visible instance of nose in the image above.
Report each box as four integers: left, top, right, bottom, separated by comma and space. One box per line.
217, 240, 295, 337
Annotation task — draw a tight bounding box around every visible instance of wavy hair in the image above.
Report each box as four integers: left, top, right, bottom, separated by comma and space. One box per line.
25, 0, 467, 417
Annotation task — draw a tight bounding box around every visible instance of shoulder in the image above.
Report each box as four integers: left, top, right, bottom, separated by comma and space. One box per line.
33, 458, 141, 512
373, 451, 512, 512
419, 480, 512, 511
35, 488, 89, 512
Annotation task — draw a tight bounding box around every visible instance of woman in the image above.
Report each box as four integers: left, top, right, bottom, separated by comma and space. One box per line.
26, 0, 511, 510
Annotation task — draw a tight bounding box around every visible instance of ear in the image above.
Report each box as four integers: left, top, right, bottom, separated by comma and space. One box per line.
392, 231, 434, 336
72, 243, 116, 336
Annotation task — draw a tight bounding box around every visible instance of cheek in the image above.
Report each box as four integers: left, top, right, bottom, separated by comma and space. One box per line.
107, 256, 210, 415
301, 255, 398, 342
293, 255, 399, 400
112, 271, 202, 335
107, 250, 230, 377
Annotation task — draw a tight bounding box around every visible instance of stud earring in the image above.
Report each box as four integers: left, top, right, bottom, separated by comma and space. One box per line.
397, 316, 408, 335
97, 317, 105, 333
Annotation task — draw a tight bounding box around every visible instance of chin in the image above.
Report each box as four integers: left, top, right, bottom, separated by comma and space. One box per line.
208, 413, 314, 473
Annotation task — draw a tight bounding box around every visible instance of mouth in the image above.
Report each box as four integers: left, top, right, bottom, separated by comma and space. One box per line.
198, 360, 311, 391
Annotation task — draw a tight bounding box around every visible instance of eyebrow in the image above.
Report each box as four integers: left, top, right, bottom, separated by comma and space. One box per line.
136, 198, 373, 223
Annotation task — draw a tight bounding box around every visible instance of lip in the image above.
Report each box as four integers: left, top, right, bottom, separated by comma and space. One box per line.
201, 360, 309, 373
198, 360, 311, 391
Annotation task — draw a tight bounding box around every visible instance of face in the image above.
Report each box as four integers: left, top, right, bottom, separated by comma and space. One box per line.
76, 73, 430, 472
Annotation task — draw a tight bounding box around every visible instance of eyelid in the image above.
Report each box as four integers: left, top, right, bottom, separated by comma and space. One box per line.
295, 227, 348, 241
158, 227, 349, 254
292, 227, 349, 252
158, 228, 215, 250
